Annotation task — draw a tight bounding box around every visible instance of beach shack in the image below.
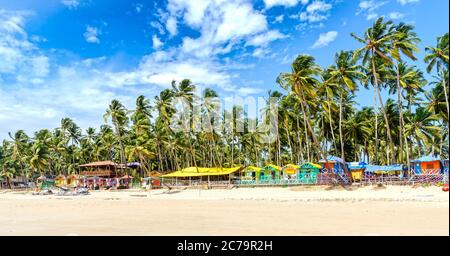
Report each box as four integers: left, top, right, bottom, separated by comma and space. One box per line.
347, 162, 367, 182
161, 166, 243, 187
410, 156, 442, 175
141, 171, 162, 189
298, 162, 321, 184
240, 166, 262, 184
37, 175, 55, 190
54, 175, 66, 187
282, 164, 300, 181
319, 156, 345, 174
259, 164, 282, 183
78, 161, 124, 189
66, 174, 79, 187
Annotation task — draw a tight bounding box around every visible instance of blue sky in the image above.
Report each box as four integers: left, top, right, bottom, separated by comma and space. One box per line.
0, 0, 448, 140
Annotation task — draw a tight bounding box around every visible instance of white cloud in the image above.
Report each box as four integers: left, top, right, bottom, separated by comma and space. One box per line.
357, 0, 387, 20
163, 0, 280, 59
298, 1, 332, 23
366, 13, 378, 20
274, 15, 284, 23
311, 30, 337, 49
134, 3, 143, 13
165, 16, 177, 36
264, 0, 302, 9
83, 25, 100, 43
397, 0, 419, 5
246, 30, 287, 47
152, 35, 163, 49
388, 12, 405, 19
61, 0, 80, 9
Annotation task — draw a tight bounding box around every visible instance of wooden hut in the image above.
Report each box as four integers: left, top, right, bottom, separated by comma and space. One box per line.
282, 164, 300, 180
66, 174, 79, 187
78, 161, 124, 189
347, 162, 367, 182
259, 165, 282, 183
54, 175, 66, 187
298, 162, 321, 184
240, 166, 262, 184
319, 156, 345, 174
410, 156, 441, 175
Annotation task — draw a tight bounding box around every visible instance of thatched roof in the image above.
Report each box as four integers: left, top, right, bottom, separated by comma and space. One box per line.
79, 161, 118, 168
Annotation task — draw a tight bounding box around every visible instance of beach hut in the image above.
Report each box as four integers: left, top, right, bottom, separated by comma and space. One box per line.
161, 166, 243, 187
282, 164, 300, 179
410, 156, 441, 175
119, 174, 133, 189
241, 166, 262, 184
259, 165, 282, 183
319, 156, 345, 174
298, 162, 321, 184
54, 175, 66, 187
141, 171, 162, 189
347, 162, 367, 182
66, 174, 79, 187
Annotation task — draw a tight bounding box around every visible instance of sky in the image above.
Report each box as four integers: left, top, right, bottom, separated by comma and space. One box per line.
0, 0, 449, 140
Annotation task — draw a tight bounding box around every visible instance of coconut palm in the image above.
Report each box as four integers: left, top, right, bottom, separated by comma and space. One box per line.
104, 100, 128, 167
424, 33, 449, 121
351, 17, 397, 163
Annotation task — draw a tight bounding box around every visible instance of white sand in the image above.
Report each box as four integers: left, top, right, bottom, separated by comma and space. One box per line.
0, 185, 448, 235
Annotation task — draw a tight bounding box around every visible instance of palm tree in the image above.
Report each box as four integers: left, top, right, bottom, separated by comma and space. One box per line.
352, 17, 396, 163
404, 107, 440, 160
278, 54, 328, 163
389, 22, 421, 164
326, 50, 364, 164
424, 33, 449, 122
104, 100, 128, 167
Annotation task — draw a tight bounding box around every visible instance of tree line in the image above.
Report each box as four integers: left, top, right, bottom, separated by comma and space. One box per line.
0, 18, 448, 180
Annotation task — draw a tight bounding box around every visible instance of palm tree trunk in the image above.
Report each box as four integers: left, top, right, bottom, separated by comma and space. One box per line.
296, 116, 304, 162
397, 66, 404, 164
327, 99, 338, 154
339, 89, 345, 163
440, 66, 449, 123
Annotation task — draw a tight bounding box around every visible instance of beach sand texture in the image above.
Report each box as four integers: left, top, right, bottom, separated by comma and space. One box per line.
0, 186, 448, 235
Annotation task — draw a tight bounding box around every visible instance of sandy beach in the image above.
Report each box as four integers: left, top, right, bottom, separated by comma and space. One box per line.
0, 185, 448, 236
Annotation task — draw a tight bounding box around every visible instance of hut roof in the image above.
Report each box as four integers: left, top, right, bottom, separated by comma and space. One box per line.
54, 175, 66, 180
147, 171, 162, 177
282, 164, 299, 169
347, 162, 367, 170
79, 161, 119, 168
261, 164, 282, 172
162, 166, 242, 178
243, 166, 262, 172
365, 164, 402, 173
319, 155, 344, 164
300, 162, 321, 170
410, 155, 440, 163
121, 174, 133, 179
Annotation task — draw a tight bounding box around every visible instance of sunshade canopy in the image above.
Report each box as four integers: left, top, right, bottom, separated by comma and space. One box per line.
162, 167, 242, 178
365, 164, 402, 173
